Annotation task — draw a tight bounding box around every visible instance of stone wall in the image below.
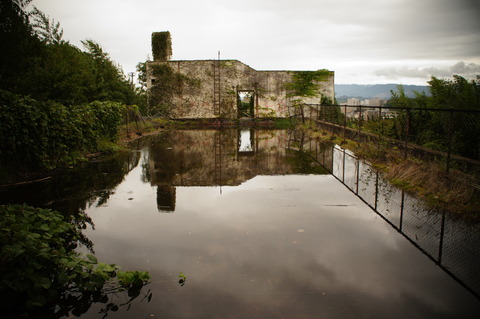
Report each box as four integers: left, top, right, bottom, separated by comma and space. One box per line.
146, 59, 334, 119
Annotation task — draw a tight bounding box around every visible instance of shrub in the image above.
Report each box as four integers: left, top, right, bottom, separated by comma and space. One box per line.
0, 90, 125, 172
0, 204, 150, 318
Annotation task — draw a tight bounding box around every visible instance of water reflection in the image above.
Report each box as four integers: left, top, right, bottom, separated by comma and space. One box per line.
1, 129, 479, 318
288, 130, 480, 300
145, 129, 329, 212
0, 150, 141, 214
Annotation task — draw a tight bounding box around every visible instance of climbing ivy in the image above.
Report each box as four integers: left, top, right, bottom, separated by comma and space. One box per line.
148, 64, 199, 116
151, 31, 172, 62
286, 69, 332, 98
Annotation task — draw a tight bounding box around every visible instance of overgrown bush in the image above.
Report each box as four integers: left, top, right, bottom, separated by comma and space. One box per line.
0, 204, 151, 318
0, 90, 125, 172
388, 76, 480, 160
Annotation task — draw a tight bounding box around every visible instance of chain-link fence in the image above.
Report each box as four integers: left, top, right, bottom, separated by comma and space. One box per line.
296, 104, 480, 182
288, 132, 480, 300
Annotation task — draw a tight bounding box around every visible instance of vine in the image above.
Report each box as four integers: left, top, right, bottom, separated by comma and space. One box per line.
286, 69, 332, 98
148, 64, 199, 116
151, 32, 172, 62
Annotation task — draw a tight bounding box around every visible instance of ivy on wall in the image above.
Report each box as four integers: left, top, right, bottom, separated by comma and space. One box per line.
151, 32, 172, 62
286, 69, 332, 98
148, 64, 200, 116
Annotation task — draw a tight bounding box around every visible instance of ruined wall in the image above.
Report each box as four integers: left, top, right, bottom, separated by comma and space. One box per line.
146, 60, 334, 119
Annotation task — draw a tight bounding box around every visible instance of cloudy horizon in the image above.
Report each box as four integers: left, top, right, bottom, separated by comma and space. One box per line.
32, 0, 480, 85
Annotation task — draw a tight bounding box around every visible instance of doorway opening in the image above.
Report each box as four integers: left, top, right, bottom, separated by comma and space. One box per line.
237, 90, 255, 118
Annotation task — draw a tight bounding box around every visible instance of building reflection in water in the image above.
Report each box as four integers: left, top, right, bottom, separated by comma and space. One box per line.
146, 129, 330, 213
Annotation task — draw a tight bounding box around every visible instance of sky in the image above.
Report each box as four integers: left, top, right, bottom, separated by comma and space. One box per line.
31, 0, 480, 85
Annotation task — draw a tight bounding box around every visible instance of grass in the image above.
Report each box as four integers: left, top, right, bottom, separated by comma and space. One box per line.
301, 125, 480, 221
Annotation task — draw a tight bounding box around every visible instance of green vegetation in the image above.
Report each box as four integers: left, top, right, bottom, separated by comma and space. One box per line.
286, 69, 332, 98
0, 0, 147, 180
308, 76, 480, 218
0, 204, 151, 318
0, 3, 152, 316
147, 64, 200, 116
237, 92, 255, 117
285, 69, 342, 125
303, 126, 480, 218
0, 91, 126, 173
386, 75, 480, 160
148, 64, 180, 116
0, 1, 139, 105
151, 31, 172, 62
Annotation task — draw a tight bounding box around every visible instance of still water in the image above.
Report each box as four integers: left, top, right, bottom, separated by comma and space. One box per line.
2, 129, 479, 318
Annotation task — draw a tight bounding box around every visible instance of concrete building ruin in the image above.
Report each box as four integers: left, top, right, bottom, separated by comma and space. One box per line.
146, 32, 335, 119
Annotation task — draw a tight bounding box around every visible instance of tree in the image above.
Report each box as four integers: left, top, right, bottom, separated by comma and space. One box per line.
0, 0, 43, 93
136, 60, 148, 91
388, 76, 480, 160
29, 6, 64, 44
82, 39, 136, 104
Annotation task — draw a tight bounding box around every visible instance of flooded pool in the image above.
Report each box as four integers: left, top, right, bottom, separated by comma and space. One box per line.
1, 129, 479, 318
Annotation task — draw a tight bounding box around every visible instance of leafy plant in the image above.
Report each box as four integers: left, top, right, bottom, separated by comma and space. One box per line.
0, 204, 151, 318
0, 90, 126, 174
178, 272, 187, 287
286, 69, 332, 98
388, 76, 480, 160
151, 31, 172, 62
29, 5, 64, 44
148, 64, 196, 116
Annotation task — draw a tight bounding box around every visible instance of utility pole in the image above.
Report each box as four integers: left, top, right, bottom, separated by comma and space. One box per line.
128, 72, 135, 85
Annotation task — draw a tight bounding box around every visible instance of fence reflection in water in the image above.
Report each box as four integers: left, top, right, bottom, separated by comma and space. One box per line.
288, 131, 480, 300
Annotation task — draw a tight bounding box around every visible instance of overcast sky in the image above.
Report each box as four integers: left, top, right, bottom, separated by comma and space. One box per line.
31, 0, 480, 85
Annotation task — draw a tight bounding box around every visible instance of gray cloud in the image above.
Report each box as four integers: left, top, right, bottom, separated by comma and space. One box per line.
374, 62, 480, 80
32, 0, 480, 84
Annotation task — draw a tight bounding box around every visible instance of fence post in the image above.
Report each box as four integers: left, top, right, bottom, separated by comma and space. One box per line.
438, 210, 446, 263
125, 105, 130, 136
322, 142, 326, 166
374, 170, 379, 211
378, 106, 383, 137
399, 190, 405, 231
355, 159, 360, 194
331, 146, 335, 175
310, 106, 313, 125
446, 110, 453, 175
343, 105, 347, 142
404, 108, 410, 159
358, 106, 362, 139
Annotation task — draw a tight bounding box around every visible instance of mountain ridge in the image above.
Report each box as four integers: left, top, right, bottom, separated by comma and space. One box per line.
335, 84, 430, 99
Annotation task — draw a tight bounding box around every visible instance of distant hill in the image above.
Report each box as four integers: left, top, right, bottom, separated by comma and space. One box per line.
335, 84, 430, 100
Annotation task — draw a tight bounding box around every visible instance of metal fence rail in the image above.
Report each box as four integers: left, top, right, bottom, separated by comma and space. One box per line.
296, 104, 480, 182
